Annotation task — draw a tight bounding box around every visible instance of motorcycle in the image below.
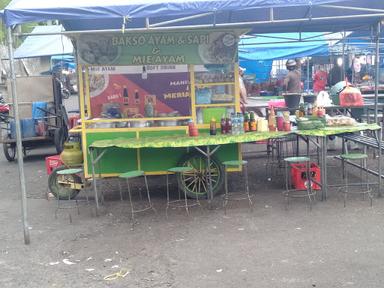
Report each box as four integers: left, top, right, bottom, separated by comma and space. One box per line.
0, 93, 10, 123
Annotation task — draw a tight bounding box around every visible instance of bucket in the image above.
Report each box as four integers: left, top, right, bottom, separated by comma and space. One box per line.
303, 95, 316, 104
32, 101, 48, 120
283, 93, 301, 109
9, 118, 37, 139
21, 118, 37, 138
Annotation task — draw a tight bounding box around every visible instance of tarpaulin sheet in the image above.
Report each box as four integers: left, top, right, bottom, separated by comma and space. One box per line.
3, 0, 383, 33
90, 123, 379, 149
13, 25, 73, 59
239, 33, 329, 61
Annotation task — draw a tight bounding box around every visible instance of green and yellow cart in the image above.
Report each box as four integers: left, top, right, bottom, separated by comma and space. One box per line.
50, 28, 250, 200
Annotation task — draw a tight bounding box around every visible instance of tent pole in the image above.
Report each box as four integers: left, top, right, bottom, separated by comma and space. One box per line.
341, 31, 346, 80
6, 27, 30, 245
307, 58, 310, 91
374, 22, 381, 124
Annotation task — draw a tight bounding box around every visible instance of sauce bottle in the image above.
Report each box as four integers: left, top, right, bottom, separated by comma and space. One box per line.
243, 112, 250, 132
225, 113, 232, 134
220, 115, 226, 134
210, 118, 217, 135
249, 111, 257, 131
268, 106, 277, 131
188, 121, 198, 137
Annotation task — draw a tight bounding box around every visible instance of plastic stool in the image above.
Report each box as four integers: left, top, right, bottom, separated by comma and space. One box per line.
166, 167, 200, 217
283, 156, 316, 210
118, 170, 156, 229
339, 153, 372, 207
222, 160, 253, 214
55, 168, 84, 223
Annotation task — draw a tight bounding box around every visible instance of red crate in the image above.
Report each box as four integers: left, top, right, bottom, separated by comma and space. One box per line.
290, 162, 321, 190
45, 155, 63, 175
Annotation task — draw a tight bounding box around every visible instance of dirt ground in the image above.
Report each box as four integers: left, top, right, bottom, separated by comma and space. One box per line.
1, 141, 384, 288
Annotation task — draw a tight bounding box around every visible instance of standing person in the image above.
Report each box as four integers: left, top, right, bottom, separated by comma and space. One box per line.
284, 59, 302, 93
346, 57, 362, 84
239, 67, 248, 112
313, 66, 328, 93
328, 59, 343, 87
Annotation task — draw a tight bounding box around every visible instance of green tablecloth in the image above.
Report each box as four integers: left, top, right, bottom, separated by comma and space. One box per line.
90, 123, 380, 149
295, 123, 380, 137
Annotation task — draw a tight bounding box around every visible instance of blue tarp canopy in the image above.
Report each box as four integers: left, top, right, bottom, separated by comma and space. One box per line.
239, 33, 329, 61
13, 25, 73, 59
342, 30, 384, 55
239, 32, 329, 82
3, 0, 384, 33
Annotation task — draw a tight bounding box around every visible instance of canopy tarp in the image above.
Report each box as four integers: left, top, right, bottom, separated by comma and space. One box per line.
3, 0, 384, 33
13, 25, 73, 59
238, 32, 329, 82
239, 32, 329, 61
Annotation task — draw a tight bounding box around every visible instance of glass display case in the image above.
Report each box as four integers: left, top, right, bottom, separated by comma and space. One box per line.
193, 64, 238, 125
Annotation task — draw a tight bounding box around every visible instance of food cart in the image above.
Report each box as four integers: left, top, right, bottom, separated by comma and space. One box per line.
50, 29, 248, 199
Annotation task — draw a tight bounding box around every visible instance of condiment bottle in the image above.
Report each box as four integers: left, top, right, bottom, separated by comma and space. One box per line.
188, 121, 198, 137
220, 114, 226, 134
210, 118, 217, 135
249, 111, 257, 131
243, 112, 249, 132
268, 106, 276, 131
225, 113, 232, 134
299, 103, 305, 117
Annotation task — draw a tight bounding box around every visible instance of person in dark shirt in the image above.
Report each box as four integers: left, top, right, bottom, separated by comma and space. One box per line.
328, 60, 343, 87
284, 59, 302, 93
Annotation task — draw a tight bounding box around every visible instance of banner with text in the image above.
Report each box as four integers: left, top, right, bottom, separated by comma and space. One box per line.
76, 29, 244, 66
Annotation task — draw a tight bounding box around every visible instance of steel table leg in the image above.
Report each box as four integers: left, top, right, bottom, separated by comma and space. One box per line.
377, 129, 382, 197
321, 136, 328, 201
90, 148, 100, 215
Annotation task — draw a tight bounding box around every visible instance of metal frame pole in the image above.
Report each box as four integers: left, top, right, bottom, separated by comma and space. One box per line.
6, 27, 30, 245
341, 31, 346, 81
377, 129, 382, 197
374, 22, 381, 124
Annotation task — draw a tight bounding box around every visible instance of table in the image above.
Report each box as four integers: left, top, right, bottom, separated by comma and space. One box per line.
295, 123, 381, 200
89, 123, 380, 213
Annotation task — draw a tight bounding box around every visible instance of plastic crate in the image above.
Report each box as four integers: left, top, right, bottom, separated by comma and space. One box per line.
290, 162, 321, 190
45, 155, 63, 175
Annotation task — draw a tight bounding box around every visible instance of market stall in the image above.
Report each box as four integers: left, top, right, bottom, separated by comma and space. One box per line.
61, 29, 248, 208
3, 0, 383, 244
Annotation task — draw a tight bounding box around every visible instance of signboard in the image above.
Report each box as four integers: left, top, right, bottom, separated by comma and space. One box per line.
88, 65, 191, 118
76, 30, 243, 66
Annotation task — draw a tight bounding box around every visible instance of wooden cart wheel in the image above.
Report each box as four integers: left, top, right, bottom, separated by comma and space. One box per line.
177, 151, 224, 199
48, 166, 81, 200
3, 143, 16, 162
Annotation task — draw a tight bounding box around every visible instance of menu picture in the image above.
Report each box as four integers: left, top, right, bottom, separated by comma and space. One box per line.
88, 65, 191, 118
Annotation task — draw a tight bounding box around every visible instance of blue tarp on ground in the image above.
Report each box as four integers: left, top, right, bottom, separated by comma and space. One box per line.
13, 25, 73, 59
3, 0, 384, 33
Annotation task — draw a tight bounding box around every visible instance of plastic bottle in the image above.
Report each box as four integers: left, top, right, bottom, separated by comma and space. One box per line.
220, 114, 226, 134
225, 113, 232, 134
243, 112, 250, 132
238, 113, 245, 134
233, 114, 239, 135
249, 111, 257, 131
268, 106, 277, 131
210, 118, 217, 135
